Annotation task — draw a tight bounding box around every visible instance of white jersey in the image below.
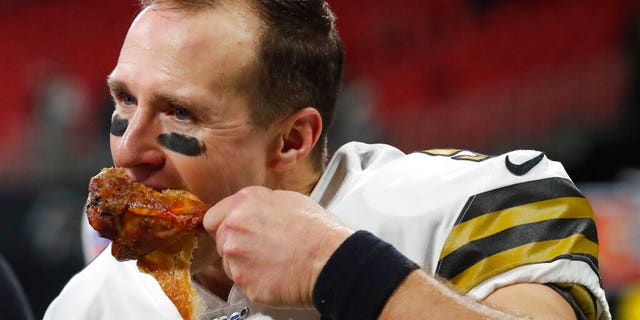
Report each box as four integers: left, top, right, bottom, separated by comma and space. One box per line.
44, 142, 610, 320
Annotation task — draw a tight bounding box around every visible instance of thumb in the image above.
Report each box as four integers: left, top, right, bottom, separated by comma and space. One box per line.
202, 195, 234, 236
202, 186, 268, 234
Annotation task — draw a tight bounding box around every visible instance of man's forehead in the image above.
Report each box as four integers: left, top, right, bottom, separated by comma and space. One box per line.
133, 0, 260, 35
126, 2, 261, 62
116, 1, 260, 87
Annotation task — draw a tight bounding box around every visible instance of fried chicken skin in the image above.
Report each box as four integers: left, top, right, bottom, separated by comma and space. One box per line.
86, 167, 209, 260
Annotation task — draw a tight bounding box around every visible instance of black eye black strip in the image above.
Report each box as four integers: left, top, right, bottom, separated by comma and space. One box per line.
110, 115, 128, 137
157, 133, 207, 156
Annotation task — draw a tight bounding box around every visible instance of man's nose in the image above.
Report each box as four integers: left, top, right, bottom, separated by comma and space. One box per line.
112, 110, 165, 170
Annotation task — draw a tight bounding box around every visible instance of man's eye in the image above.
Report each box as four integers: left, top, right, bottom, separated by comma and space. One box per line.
123, 94, 136, 105
175, 107, 193, 121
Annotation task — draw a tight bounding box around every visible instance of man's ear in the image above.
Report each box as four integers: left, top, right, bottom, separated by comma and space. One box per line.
268, 107, 322, 171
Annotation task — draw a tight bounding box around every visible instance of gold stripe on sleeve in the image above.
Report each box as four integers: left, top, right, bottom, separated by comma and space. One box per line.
441, 197, 594, 258
450, 234, 599, 292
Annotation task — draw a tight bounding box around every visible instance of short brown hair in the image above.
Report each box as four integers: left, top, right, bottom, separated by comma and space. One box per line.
139, 0, 344, 169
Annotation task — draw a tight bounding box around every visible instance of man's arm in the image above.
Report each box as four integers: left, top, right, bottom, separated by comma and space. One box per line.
380, 270, 576, 319
204, 187, 581, 319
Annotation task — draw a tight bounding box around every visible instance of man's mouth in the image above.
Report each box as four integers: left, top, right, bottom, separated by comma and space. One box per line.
121, 171, 175, 192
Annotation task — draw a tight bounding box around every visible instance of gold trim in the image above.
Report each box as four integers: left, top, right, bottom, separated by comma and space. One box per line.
441, 197, 594, 258
451, 234, 599, 292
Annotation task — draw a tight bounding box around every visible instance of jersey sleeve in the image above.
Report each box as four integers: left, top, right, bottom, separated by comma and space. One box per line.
435, 175, 608, 319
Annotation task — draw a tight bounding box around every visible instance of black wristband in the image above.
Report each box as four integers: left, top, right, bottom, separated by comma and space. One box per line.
312, 230, 420, 320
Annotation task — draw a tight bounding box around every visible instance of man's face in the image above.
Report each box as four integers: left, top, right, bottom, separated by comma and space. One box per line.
108, 3, 271, 205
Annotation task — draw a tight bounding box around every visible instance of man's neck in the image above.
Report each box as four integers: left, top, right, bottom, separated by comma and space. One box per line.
267, 160, 323, 195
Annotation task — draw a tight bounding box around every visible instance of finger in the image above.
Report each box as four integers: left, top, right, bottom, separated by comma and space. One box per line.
214, 215, 229, 259
203, 186, 267, 234
202, 194, 236, 234
222, 249, 233, 280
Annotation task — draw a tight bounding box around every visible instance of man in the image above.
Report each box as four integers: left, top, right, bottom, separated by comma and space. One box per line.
45, 0, 610, 319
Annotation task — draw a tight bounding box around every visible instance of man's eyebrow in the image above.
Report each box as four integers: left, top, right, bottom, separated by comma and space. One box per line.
153, 92, 194, 110
106, 76, 128, 95
106, 77, 193, 108
105, 76, 203, 118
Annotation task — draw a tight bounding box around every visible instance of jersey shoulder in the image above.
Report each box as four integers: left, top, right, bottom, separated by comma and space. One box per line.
414, 148, 569, 180
44, 245, 179, 319
419, 150, 606, 319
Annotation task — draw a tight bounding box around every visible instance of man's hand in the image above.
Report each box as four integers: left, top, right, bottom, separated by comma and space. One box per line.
202, 186, 353, 306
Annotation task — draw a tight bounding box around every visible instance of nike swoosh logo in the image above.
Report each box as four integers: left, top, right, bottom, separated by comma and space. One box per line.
505, 152, 545, 176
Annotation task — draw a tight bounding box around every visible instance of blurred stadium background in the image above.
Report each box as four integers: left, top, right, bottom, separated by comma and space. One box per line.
1, 0, 640, 318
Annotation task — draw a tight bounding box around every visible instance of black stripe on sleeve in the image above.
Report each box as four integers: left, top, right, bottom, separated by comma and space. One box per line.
456, 177, 584, 225
437, 218, 597, 281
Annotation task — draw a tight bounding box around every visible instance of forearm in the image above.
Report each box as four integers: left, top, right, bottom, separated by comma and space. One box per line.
312, 231, 518, 319
312, 231, 576, 320
380, 270, 519, 320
